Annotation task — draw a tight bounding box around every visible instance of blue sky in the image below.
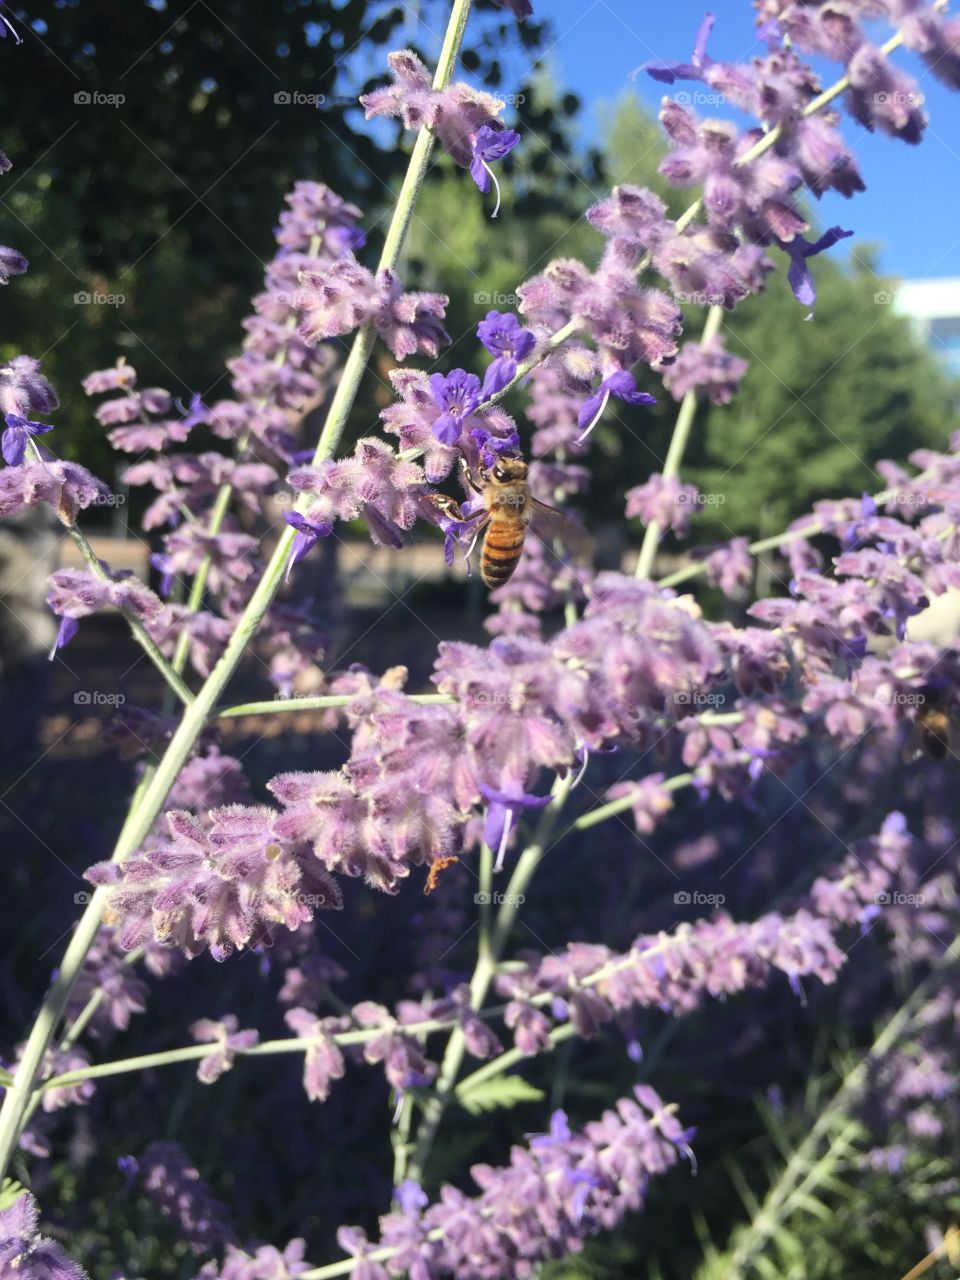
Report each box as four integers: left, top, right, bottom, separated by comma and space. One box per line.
515, 0, 960, 282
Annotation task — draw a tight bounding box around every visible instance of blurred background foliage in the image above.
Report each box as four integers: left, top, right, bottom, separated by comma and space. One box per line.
2, 2, 956, 541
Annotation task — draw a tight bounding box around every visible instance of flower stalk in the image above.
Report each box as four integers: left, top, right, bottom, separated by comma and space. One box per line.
0, 0, 476, 1181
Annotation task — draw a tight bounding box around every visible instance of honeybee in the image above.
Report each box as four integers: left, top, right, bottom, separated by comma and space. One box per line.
904, 685, 954, 762
427, 454, 570, 588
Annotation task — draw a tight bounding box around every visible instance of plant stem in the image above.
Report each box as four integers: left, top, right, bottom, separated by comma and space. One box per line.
404, 774, 572, 1185
65, 524, 194, 706
634, 304, 724, 580
455, 1024, 575, 1100
216, 692, 453, 718
722, 936, 960, 1276
0, 0, 475, 1182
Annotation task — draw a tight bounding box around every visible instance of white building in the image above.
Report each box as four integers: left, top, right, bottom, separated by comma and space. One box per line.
895, 277, 960, 375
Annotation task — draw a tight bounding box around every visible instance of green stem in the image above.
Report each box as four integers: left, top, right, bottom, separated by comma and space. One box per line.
455, 1023, 575, 1100
169, 474, 237, 675
405, 774, 572, 1186
0, 0, 475, 1183
65, 525, 194, 707
634, 304, 724, 580
216, 692, 453, 718
723, 936, 960, 1276
571, 765, 709, 832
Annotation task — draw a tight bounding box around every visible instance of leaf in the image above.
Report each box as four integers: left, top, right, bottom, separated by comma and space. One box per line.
0, 1179, 25, 1212
457, 1073, 545, 1117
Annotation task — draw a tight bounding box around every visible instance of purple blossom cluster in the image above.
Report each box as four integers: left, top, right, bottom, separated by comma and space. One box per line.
360, 51, 521, 215
0, 1192, 86, 1280
3, 2, 960, 1277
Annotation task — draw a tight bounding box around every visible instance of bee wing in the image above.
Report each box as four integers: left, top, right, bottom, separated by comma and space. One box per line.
527, 499, 592, 563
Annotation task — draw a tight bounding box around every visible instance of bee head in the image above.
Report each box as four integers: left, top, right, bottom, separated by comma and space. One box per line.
487, 456, 527, 483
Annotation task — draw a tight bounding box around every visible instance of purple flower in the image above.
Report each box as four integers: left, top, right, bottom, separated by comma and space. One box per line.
0, 354, 59, 416
779, 225, 853, 316
0, 3, 22, 44
0, 244, 27, 283
577, 369, 656, 441
285, 1008, 347, 1102
0, 1193, 85, 1280
469, 425, 520, 470
47, 567, 162, 659
283, 509, 334, 579
149, 551, 176, 597
469, 125, 521, 217
136, 1141, 235, 1254
2, 411, 53, 465
641, 12, 715, 85
477, 310, 536, 394
395, 1179, 429, 1216
661, 336, 749, 405
493, 0, 532, 18
190, 1014, 259, 1084
177, 392, 210, 428
428, 369, 482, 446
625, 473, 701, 537
479, 782, 552, 872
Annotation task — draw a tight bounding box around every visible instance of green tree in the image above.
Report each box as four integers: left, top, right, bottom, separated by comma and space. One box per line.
0, 0, 550, 475
561, 96, 959, 542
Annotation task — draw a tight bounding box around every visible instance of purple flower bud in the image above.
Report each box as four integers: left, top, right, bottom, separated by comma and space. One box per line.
2, 411, 54, 465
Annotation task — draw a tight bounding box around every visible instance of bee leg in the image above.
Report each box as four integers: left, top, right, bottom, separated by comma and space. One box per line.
429, 493, 467, 522
458, 455, 484, 495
